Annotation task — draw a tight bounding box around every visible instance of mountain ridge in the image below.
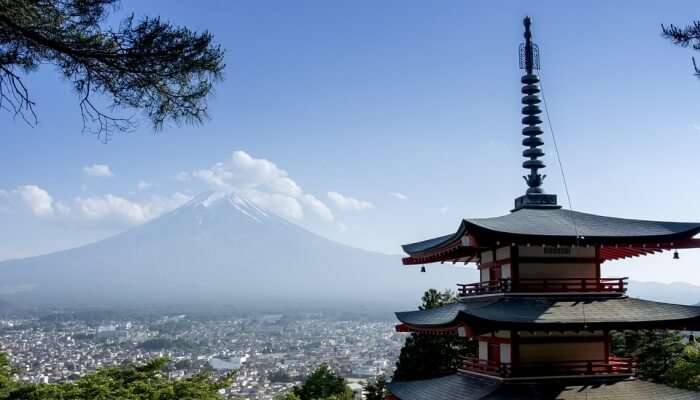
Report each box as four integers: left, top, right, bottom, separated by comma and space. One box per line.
0, 192, 466, 309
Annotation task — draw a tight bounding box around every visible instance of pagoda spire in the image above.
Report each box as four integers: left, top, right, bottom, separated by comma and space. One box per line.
513, 17, 560, 211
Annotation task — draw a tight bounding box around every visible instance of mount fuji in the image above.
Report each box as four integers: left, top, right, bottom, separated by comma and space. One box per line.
0, 193, 467, 310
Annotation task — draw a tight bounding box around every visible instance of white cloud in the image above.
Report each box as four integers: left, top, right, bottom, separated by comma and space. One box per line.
190, 150, 335, 223
83, 164, 113, 177
74, 195, 148, 225
4, 150, 339, 233
327, 191, 374, 212
337, 222, 348, 232
390, 192, 407, 201
0, 185, 63, 217
137, 181, 152, 190
302, 194, 334, 222
72, 192, 191, 228
16, 185, 55, 217
239, 191, 304, 221
1, 184, 191, 229
192, 151, 302, 195
439, 206, 449, 215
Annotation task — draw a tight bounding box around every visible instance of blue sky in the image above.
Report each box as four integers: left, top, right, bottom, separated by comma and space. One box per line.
2, 0, 700, 283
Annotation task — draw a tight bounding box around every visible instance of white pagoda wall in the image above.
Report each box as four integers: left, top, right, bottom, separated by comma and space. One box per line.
480, 268, 489, 282
477, 330, 511, 363
496, 246, 511, 260
501, 264, 511, 279
480, 247, 511, 282
500, 343, 512, 363
476, 341, 512, 363
478, 341, 487, 360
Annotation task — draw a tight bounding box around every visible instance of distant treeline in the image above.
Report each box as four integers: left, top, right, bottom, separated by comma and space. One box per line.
137, 338, 200, 352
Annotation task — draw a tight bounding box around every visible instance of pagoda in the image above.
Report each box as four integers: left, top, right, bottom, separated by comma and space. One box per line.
387, 17, 700, 400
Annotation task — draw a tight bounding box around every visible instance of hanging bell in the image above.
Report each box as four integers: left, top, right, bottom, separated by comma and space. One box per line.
673, 250, 680, 260
420, 265, 426, 273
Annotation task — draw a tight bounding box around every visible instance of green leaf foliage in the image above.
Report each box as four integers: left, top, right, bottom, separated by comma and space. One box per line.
0, 355, 234, 400
274, 393, 301, 400
612, 330, 700, 391
0, 0, 225, 139
0, 353, 18, 399
291, 364, 351, 400
665, 342, 700, 391
419, 289, 456, 311
612, 330, 685, 382
363, 375, 386, 400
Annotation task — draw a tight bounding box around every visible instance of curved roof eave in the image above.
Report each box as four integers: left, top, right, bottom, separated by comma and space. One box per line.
402, 208, 700, 256
401, 221, 469, 255
395, 297, 700, 329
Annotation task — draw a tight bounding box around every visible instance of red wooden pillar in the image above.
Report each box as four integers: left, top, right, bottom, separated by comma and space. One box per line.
511, 329, 519, 377
511, 245, 519, 291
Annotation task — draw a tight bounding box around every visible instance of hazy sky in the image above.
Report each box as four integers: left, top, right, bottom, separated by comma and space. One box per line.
2, 1, 700, 284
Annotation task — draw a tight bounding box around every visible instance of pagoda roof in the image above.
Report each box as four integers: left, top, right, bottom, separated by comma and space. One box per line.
395, 296, 700, 331
402, 208, 700, 264
387, 374, 700, 400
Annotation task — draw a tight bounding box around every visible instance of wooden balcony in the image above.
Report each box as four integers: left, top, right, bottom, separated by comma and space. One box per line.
457, 277, 628, 297
460, 356, 635, 379
457, 279, 511, 296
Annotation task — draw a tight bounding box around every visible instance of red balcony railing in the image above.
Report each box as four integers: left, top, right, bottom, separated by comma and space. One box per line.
460, 356, 635, 378
457, 279, 511, 296
459, 357, 511, 377
457, 277, 628, 297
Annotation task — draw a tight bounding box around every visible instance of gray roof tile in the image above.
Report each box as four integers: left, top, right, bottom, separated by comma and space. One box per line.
388, 374, 700, 400
396, 296, 700, 328
403, 208, 700, 255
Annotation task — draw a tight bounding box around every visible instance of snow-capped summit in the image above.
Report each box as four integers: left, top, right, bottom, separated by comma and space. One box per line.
175, 191, 272, 222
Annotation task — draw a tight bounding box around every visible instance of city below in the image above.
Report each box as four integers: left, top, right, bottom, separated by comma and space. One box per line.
0, 310, 401, 399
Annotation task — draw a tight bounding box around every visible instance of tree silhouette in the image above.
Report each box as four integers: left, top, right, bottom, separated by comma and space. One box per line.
662, 21, 700, 77
363, 375, 386, 400
419, 288, 456, 311
0, 0, 224, 140
393, 289, 475, 381
292, 364, 351, 400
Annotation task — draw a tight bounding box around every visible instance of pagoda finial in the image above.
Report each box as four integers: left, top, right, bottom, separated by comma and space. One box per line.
520, 17, 538, 74
513, 17, 560, 211
520, 16, 544, 194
